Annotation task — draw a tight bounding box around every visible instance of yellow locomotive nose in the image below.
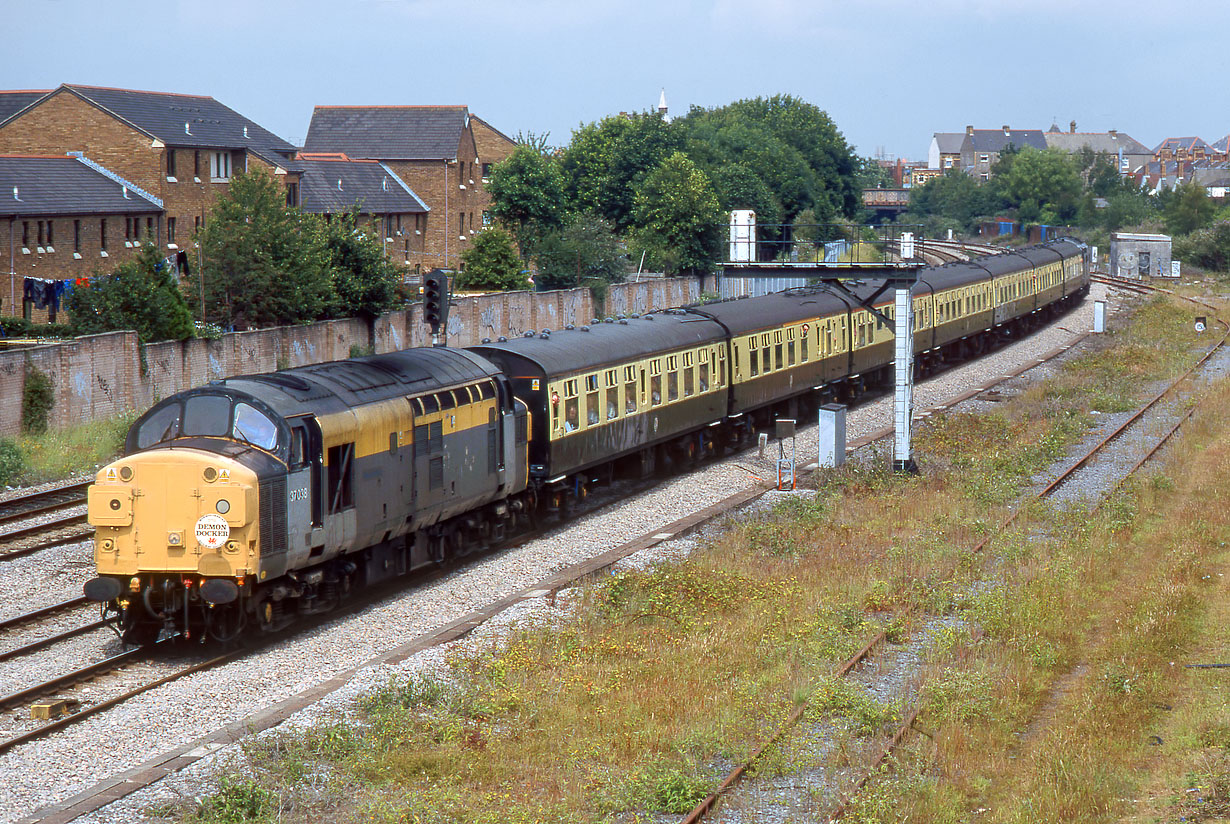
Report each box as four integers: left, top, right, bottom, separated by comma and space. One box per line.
87, 449, 259, 579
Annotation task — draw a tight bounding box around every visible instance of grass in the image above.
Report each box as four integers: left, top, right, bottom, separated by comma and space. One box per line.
6, 413, 133, 484
170, 291, 1221, 823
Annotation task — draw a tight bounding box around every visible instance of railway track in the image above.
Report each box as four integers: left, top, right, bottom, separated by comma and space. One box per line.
681, 274, 1228, 821
0, 481, 93, 559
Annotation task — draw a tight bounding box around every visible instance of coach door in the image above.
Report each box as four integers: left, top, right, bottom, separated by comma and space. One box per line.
286, 414, 324, 565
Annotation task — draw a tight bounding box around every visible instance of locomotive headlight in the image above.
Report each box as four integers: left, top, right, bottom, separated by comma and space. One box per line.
203, 467, 218, 483
128, 577, 141, 592
168, 532, 182, 546
216, 499, 231, 515
118, 466, 133, 482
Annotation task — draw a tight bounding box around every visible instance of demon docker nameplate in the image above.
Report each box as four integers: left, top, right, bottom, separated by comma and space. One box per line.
195, 514, 230, 549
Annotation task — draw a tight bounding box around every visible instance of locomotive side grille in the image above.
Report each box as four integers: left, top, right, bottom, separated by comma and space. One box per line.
429, 421, 443, 453
428, 457, 443, 490
516, 414, 527, 444
259, 477, 288, 557
414, 425, 428, 457
487, 427, 497, 474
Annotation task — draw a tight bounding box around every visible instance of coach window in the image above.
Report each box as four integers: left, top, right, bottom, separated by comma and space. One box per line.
800, 332, 808, 362
586, 375, 600, 425
650, 359, 662, 406
698, 356, 709, 392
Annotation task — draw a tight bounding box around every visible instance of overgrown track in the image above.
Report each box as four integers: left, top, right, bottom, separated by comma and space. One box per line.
822, 277, 1229, 821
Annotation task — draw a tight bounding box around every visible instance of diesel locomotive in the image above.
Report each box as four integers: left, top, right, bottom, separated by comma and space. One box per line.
84, 240, 1088, 644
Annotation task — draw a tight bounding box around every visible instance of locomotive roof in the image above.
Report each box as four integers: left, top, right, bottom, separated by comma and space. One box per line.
221, 345, 500, 416
469, 311, 726, 377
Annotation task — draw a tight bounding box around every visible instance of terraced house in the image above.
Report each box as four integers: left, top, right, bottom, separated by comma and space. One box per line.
304, 105, 515, 273
0, 84, 302, 259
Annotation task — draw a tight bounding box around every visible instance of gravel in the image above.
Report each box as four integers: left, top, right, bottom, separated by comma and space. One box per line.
3, 290, 1115, 824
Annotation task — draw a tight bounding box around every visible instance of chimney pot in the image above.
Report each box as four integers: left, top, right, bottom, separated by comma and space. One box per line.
966, 125, 974, 136
1070, 120, 1076, 134
1003, 125, 1010, 135
1109, 129, 1117, 138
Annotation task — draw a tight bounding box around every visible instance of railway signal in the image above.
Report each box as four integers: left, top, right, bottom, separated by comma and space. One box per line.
423, 270, 450, 345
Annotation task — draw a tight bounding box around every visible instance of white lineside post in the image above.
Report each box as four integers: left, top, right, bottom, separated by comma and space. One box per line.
893, 285, 917, 472
1093, 300, 1106, 333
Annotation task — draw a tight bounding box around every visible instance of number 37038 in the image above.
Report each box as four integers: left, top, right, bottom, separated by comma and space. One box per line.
289, 488, 309, 502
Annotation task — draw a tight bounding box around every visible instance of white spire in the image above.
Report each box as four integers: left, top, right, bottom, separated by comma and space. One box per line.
658, 88, 670, 122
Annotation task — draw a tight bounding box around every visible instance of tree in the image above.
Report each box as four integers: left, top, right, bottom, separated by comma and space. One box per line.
193, 169, 334, 329
1164, 182, 1217, 235
318, 211, 400, 318
1174, 220, 1230, 272
485, 145, 566, 255
533, 214, 628, 290
560, 113, 683, 229
65, 242, 194, 343
457, 228, 529, 291
907, 170, 1002, 232
992, 146, 1082, 224
708, 163, 783, 227
630, 152, 723, 275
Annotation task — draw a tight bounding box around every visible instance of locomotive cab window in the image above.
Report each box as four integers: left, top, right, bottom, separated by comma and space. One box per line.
232, 403, 278, 450
137, 403, 181, 448
183, 395, 231, 437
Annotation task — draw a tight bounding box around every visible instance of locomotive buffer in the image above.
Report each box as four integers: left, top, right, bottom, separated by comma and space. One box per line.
721, 230, 924, 473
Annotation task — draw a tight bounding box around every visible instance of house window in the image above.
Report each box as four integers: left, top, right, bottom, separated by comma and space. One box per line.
978, 153, 989, 164
46, 220, 53, 247
21, 221, 28, 248
167, 217, 176, 244
100, 219, 107, 250
458, 212, 464, 234
285, 182, 298, 207
211, 151, 231, 180
980, 173, 989, 181
481, 162, 492, 180
147, 217, 154, 238
167, 149, 177, 179
73, 220, 80, 252
132, 218, 140, 241
36, 220, 44, 246
943, 157, 953, 168
194, 150, 201, 179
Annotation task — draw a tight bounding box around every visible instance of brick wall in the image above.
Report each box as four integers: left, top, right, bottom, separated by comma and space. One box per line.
0, 277, 709, 436
2, 214, 160, 321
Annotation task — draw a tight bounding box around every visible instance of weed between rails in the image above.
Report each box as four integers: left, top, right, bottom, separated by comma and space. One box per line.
173, 294, 1219, 824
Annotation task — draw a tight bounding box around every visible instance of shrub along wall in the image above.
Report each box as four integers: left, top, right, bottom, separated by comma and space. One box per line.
0, 275, 713, 436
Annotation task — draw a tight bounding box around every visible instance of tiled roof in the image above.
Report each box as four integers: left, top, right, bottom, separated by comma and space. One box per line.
0, 154, 162, 217
297, 153, 428, 215
304, 105, 469, 160
964, 129, 1048, 153
45, 84, 296, 166
1153, 136, 1210, 153
932, 132, 964, 154
1210, 134, 1229, 153
0, 90, 51, 124
1043, 131, 1150, 156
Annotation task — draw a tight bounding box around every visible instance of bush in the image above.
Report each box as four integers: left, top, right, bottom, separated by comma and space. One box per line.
21, 365, 54, 434
0, 439, 23, 486
0, 316, 74, 339
1175, 220, 1230, 273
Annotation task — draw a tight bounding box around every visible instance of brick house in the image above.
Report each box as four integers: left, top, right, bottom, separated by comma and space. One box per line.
1154, 136, 1210, 164
1043, 122, 1152, 175
1, 153, 162, 322
0, 84, 301, 255
958, 125, 1048, 179
469, 115, 518, 226
0, 90, 51, 123
305, 105, 510, 271
296, 152, 428, 277
927, 132, 964, 171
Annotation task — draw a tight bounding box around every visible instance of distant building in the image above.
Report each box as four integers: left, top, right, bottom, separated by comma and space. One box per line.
468, 115, 518, 227
1192, 161, 1230, 198
1043, 121, 1151, 174
1154, 136, 1211, 164
1110, 232, 1172, 279
927, 132, 964, 171
958, 126, 1048, 179
0, 153, 162, 321
305, 105, 505, 272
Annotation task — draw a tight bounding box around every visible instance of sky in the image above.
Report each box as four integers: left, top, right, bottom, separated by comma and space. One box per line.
6, 0, 1229, 161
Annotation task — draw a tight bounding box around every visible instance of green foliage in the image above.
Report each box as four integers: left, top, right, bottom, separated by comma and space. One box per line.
560, 112, 683, 229
458, 228, 529, 291
630, 152, 722, 274
485, 145, 567, 254
190, 774, 277, 823
0, 438, 23, 486
64, 243, 193, 343
1174, 220, 1230, 272
318, 210, 400, 318
992, 146, 1083, 224
708, 162, 783, 227
194, 169, 334, 329
907, 170, 1004, 232
21, 364, 54, 434
0, 316, 73, 339
1164, 182, 1218, 235
532, 213, 628, 290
